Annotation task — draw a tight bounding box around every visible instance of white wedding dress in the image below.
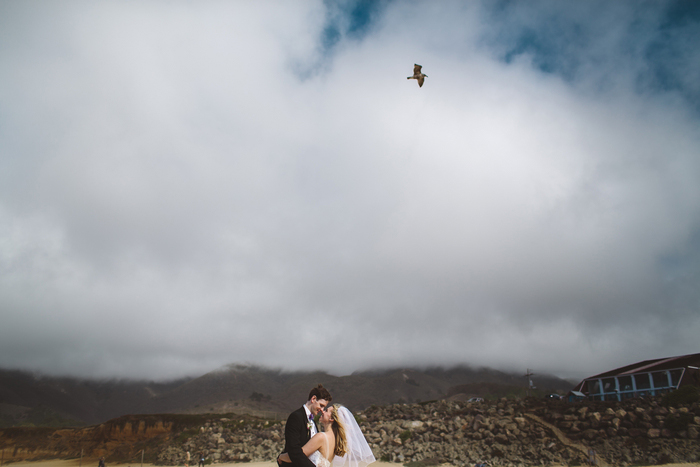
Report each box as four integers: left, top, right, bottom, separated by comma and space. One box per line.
308, 431, 333, 467
309, 451, 332, 467
308, 407, 374, 467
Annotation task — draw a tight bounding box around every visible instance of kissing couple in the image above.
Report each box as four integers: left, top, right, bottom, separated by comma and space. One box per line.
277, 384, 375, 467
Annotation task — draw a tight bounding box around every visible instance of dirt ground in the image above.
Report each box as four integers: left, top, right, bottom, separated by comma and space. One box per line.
4, 459, 700, 467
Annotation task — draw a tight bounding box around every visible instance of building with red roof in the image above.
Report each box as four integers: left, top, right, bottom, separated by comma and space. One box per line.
572, 353, 700, 401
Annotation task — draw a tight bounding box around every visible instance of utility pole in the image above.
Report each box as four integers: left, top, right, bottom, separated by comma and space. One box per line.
524, 369, 535, 397
141, 449, 144, 467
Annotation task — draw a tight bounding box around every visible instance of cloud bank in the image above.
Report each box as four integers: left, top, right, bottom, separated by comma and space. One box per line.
1, 0, 699, 380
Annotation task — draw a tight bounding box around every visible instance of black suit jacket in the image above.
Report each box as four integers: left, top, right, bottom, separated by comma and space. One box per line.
283, 406, 316, 467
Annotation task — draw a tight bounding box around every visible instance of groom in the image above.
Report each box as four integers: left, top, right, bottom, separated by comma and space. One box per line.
278, 384, 332, 467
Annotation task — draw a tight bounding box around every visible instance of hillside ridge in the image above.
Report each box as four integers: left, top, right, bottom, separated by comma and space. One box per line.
0, 364, 573, 426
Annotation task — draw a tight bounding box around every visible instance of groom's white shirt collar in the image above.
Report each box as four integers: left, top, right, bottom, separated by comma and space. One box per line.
303, 404, 312, 420
304, 404, 317, 436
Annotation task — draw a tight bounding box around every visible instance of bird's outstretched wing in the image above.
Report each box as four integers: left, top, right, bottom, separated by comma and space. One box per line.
413, 64, 422, 75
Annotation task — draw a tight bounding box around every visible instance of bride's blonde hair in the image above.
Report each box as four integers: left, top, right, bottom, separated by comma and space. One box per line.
329, 404, 348, 457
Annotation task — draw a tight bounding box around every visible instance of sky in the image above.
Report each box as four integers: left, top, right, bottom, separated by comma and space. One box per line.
1, 0, 699, 382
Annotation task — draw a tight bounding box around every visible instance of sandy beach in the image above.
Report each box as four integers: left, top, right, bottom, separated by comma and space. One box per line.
4, 459, 700, 467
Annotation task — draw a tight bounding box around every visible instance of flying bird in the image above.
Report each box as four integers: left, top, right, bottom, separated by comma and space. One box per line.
407, 64, 427, 87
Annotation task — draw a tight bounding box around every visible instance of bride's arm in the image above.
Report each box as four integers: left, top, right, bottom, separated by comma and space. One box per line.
278, 433, 326, 463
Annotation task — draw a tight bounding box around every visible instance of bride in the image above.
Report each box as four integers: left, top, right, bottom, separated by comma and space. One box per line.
278, 404, 375, 467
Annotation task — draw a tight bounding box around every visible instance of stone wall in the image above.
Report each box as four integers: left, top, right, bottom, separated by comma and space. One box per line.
155, 397, 700, 467
157, 418, 284, 465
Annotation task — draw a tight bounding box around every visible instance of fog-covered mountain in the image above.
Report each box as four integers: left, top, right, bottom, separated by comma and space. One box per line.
0, 364, 574, 426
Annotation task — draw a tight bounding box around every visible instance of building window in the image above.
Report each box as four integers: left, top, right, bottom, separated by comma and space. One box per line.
602, 378, 616, 392
634, 373, 651, 390
670, 369, 683, 387
652, 371, 669, 389
618, 375, 633, 392
580, 380, 591, 394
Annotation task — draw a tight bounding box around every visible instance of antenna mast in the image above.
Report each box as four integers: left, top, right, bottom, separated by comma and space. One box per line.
524, 369, 535, 397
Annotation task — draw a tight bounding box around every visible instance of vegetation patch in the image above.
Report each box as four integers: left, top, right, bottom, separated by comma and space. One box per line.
664, 412, 695, 432
249, 392, 271, 402
661, 385, 700, 406
174, 427, 199, 444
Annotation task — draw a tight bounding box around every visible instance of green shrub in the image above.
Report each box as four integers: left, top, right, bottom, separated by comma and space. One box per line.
418, 457, 441, 466
662, 385, 700, 406
399, 430, 412, 443
665, 412, 695, 432
249, 392, 271, 402
174, 428, 199, 443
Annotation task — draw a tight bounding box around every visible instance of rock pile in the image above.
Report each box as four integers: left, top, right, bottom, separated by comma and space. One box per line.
157, 418, 286, 465
534, 398, 700, 465
155, 397, 700, 467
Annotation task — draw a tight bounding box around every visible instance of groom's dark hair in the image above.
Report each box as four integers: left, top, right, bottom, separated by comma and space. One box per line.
308, 384, 332, 403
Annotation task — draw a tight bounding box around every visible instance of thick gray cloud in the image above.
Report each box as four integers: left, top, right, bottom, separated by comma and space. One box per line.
1, 1, 699, 381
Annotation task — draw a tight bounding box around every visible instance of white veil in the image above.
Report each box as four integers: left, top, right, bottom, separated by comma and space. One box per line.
333, 406, 376, 467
